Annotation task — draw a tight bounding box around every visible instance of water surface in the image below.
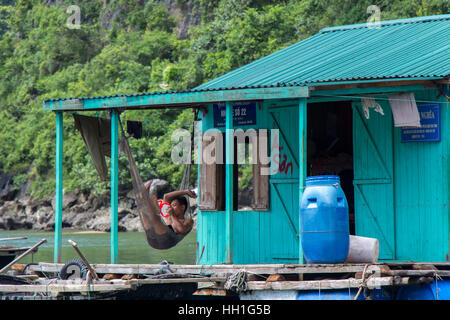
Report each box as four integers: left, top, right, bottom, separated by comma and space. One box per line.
0, 230, 197, 265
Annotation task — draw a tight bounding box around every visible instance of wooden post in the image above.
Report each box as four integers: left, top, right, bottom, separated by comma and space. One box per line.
68, 240, 100, 280
54, 111, 63, 263
110, 110, 119, 264
225, 101, 233, 263
298, 98, 307, 264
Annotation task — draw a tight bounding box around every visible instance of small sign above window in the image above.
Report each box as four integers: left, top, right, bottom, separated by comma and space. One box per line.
213, 102, 257, 127
401, 104, 440, 143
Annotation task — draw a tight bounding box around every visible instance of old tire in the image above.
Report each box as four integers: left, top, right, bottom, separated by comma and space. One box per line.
60, 259, 88, 280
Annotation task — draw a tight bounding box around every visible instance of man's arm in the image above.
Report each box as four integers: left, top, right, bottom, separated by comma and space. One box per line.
168, 216, 193, 235
163, 189, 196, 203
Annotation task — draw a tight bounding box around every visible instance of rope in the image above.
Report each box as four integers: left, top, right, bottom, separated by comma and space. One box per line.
348, 279, 351, 299
178, 108, 198, 193
318, 280, 321, 299
44, 277, 58, 298
224, 269, 248, 293
353, 264, 370, 300
155, 260, 174, 275
434, 271, 443, 300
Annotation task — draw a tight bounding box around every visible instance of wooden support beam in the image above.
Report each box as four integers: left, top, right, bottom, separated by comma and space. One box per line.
31, 262, 379, 277
385, 270, 450, 277
0, 282, 132, 295
43, 87, 309, 111
434, 78, 450, 84
246, 276, 409, 291
0, 277, 225, 296
309, 79, 439, 92
128, 277, 225, 285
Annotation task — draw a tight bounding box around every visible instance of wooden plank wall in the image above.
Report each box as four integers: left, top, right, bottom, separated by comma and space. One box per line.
197, 87, 450, 265
352, 99, 395, 260
197, 100, 301, 264
392, 88, 449, 261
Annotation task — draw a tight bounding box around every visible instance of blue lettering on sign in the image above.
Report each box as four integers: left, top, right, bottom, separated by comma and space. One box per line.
213, 102, 257, 127
401, 104, 440, 142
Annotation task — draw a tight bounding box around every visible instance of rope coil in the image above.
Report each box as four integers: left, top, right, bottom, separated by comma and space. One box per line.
224, 269, 248, 293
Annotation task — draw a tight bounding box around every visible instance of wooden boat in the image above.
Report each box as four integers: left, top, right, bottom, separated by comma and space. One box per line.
0, 246, 28, 269
0, 245, 38, 270
0, 237, 37, 270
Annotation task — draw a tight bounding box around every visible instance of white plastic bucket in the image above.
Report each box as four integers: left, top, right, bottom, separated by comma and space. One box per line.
345, 235, 379, 263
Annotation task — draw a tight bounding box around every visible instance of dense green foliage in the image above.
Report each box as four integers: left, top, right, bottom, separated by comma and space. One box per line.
0, 0, 448, 198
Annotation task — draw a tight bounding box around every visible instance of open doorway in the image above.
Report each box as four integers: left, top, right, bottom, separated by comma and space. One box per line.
307, 101, 355, 235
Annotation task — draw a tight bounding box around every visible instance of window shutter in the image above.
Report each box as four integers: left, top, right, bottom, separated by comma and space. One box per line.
198, 131, 225, 211
252, 130, 270, 210
198, 160, 217, 210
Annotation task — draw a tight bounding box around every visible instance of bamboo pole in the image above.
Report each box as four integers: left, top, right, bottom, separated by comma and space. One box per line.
0, 237, 27, 242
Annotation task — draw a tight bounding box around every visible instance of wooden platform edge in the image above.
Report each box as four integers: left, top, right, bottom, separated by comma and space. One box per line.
246, 277, 406, 291
29, 262, 379, 276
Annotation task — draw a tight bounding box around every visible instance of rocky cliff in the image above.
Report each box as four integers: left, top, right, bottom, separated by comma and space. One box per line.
0, 181, 197, 233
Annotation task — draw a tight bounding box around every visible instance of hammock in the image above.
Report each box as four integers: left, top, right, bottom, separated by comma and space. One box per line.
119, 122, 190, 250
73, 113, 194, 250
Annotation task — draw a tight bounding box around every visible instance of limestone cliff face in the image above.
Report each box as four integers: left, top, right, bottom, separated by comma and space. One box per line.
161, 0, 202, 39
0, 1, 203, 232
97, 0, 202, 39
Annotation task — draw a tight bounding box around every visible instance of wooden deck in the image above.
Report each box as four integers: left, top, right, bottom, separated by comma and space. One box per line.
0, 262, 447, 299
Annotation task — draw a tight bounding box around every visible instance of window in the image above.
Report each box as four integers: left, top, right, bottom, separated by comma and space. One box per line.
198, 129, 269, 211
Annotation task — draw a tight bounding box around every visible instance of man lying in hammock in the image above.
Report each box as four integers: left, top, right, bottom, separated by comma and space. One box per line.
144, 180, 196, 236
118, 133, 194, 249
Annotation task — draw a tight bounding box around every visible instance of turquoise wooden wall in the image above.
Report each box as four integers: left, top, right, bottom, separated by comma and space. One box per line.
196, 100, 301, 264
392, 89, 449, 262
353, 88, 449, 262
352, 99, 395, 261
197, 87, 450, 264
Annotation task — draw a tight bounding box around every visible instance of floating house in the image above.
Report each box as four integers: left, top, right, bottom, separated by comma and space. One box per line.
43, 14, 450, 266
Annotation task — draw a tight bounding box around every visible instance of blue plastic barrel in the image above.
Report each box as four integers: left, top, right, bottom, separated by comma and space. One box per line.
396, 280, 450, 300
300, 175, 350, 263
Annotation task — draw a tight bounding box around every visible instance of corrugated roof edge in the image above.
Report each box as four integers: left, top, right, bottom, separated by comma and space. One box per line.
43, 75, 448, 104
319, 14, 450, 33
42, 83, 304, 103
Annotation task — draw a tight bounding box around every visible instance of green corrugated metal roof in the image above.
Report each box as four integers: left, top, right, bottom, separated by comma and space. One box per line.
44, 15, 449, 108
196, 14, 450, 90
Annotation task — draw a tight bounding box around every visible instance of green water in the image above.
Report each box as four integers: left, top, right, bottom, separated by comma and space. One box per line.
0, 230, 197, 265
